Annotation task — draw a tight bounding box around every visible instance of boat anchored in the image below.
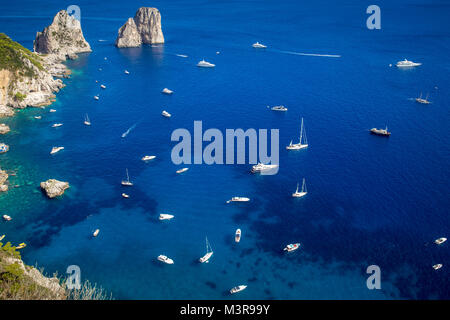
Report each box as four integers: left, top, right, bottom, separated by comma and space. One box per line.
52, 123, 63, 128
100, 84, 106, 89
235, 229, 241, 243
162, 110, 171, 118
121, 168, 133, 186
94, 95, 99, 100
124, 70, 130, 74
252, 42, 267, 48
251, 162, 278, 173
433, 264, 443, 270
122, 193, 130, 198
50, 146, 64, 154
415, 93, 431, 104
396, 59, 421, 67
142, 155, 156, 161
162, 88, 173, 95
84, 114, 91, 126
287, 117, 308, 150
292, 178, 307, 198
2, 215, 12, 221
284, 243, 301, 252
93, 229, 100, 237
197, 59, 215, 68
16, 243, 26, 249
370, 126, 391, 137
0, 235, 4, 241
435, 237, 447, 245
34, 116, 42, 119
49, 109, 56, 113
176, 167, 189, 174
270, 105, 287, 112
159, 214, 174, 221
227, 197, 250, 203
230, 285, 247, 294
157, 255, 174, 264
199, 237, 214, 263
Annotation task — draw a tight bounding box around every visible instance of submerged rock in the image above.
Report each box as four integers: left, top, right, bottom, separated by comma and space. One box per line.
0, 123, 10, 134
40, 179, 69, 198
115, 7, 164, 48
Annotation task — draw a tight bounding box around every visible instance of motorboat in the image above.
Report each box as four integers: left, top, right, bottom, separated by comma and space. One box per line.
396, 59, 421, 67
84, 114, 91, 126
252, 42, 267, 48
52, 123, 63, 127
2, 215, 12, 221
121, 168, 133, 186
199, 237, 214, 263
122, 193, 129, 198
124, 70, 130, 74
433, 264, 443, 270
162, 88, 173, 95
100, 84, 106, 89
16, 243, 26, 249
370, 126, 391, 136
162, 110, 171, 118
94, 95, 99, 100
271, 105, 287, 111
226, 197, 250, 203
230, 285, 247, 294
176, 54, 188, 58
93, 229, 100, 237
34, 116, 42, 119
49, 109, 56, 112
286, 117, 308, 150
142, 155, 156, 161
50, 146, 64, 154
284, 243, 301, 252
197, 59, 215, 68
435, 237, 447, 245
292, 178, 307, 198
235, 229, 241, 243
0, 235, 5, 241
176, 168, 189, 174
159, 214, 174, 221
157, 255, 174, 264
251, 163, 278, 173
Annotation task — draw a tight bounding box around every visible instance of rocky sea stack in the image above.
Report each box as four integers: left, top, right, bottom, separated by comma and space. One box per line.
115, 7, 164, 48
40, 179, 69, 198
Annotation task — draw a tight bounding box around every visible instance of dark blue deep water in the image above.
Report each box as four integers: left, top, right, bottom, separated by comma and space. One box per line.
1, 0, 449, 299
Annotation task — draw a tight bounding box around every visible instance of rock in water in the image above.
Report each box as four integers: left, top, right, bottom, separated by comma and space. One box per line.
34, 10, 91, 58
40, 179, 69, 198
115, 7, 164, 48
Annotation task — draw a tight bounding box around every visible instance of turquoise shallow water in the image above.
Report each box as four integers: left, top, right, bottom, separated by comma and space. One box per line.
0, 0, 449, 299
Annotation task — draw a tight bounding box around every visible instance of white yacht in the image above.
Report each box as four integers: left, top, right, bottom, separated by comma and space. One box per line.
433, 264, 443, 270
157, 255, 174, 264
292, 178, 307, 198
142, 155, 156, 161
415, 93, 431, 104
52, 123, 63, 128
34, 116, 42, 119
93, 229, 100, 237
284, 243, 301, 252
94, 95, 99, 100
197, 59, 215, 68
49, 109, 56, 113
84, 114, 91, 126
235, 229, 241, 243
199, 237, 214, 263
121, 168, 133, 186
270, 105, 288, 112
435, 237, 447, 245
159, 214, 174, 221
100, 84, 106, 89
162, 110, 171, 118
226, 197, 250, 203
230, 285, 247, 294
162, 88, 173, 95
396, 59, 421, 67
251, 162, 278, 173
252, 42, 267, 48
286, 117, 308, 150
370, 126, 391, 137
176, 167, 189, 174
122, 193, 130, 198
124, 70, 130, 74
2, 215, 12, 221
50, 146, 64, 154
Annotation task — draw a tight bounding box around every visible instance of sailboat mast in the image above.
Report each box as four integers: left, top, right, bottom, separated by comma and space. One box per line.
299, 118, 303, 144
126, 168, 130, 182
302, 178, 306, 193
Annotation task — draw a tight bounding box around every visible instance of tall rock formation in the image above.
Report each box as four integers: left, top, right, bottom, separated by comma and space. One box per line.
115, 7, 164, 48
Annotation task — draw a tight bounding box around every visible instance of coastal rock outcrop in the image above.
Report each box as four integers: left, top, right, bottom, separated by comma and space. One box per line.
0, 169, 8, 192
0, 124, 10, 134
115, 7, 164, 48
34, 10, 91, 58
40, 179, 69, 198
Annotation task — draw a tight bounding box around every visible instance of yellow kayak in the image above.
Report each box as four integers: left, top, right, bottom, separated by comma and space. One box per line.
16, 243, 27, 249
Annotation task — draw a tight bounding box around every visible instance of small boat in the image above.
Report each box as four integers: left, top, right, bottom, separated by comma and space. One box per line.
270, 105, 287, 111
435, 237, 447, 245
292, 178, 307, 198
34, 116, 42, 119
49, 109, 56, 113
216, 51, 220, 55
235, 229, 241, 243
100, 84, 106, 89
104, 57, 107, 60
252, 42, 267, 48
142, 155, 156, 161
284, 243, 301, 252
396, 59, 421, 67
93, 229, 100, 237
176, 167, 189, 174
16, 243, 26, 249
199, 236, 214, 263
226, 197, 250, 203
162, 88, 173, 95
50, 146, 64, 154
0, 235, 5, 241
230, 285, 247, 294
157, 255, 174, 264
197, 59, 215, 68
122, 193, 129, 198
286, 117, 308, 150
415, 93, 431, 104
121, 168, 133, 186
2, 215, 12, 221
433, 264, 443, 270
251, 163, 278, 173
94, 95, 99, 100
84, 114, 91, 126
370, 126, 391, 137
52, 123, 63, 128
124, 70, 130, 74
159, 214, 174, 221
0, 144, 9, 153
162, 110, 171, 118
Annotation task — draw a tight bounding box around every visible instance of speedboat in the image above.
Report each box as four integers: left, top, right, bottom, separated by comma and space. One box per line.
94, 95, 99, 100
162, 88, 173, 95
251, 163, 278, 173
16, 243, 26, 249
162, 110, 171, 118
252, 42, 267, 48
124, 70, 130, 74
122, 193, 129, 198
142, 155, 156, 161
230, 285, 247, 294
84, 114, 91, 126
52, 123, 63, 127
197, 59, 215, 68
226, 197, 250, 203
415, 93, 431, 104
49, 109, 56, 113
292, 178, 307, 198
121, 168, 133, 186
176, 167, 189, 174
235, 229, 241, 243
284, 243, 301, 252
271, 105, 287, 111
0, 235, 5, 241
370, 126, 390, 136
2, 215, 12, 221
50, 146, 64, 154
433, 264, 443, 270
157, 255, 174, 264
100, 84, 106, 89
396, 59, 421, 67
435, 237, 447, 245
93, 229, 100, 237
286, 117, 308, 150
199, 237, 213, 263
34, 116, 42, 119
159, 214, 174, 221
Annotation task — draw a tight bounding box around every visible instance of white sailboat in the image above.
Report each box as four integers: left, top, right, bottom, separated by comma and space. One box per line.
286, 117, 308, 150
199, 237, 213, 263
292, 178, 307, 198
84, 114, 91, 126
121, 168, 133, 186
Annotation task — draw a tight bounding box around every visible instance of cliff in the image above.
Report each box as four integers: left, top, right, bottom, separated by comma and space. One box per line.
116, 7, 164, 48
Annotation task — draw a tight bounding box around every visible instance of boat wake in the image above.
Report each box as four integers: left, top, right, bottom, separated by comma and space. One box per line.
121, 123, 137, 138
275, 50, 341, 58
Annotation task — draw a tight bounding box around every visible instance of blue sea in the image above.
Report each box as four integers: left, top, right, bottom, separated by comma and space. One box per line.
0, 0, 449, 299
